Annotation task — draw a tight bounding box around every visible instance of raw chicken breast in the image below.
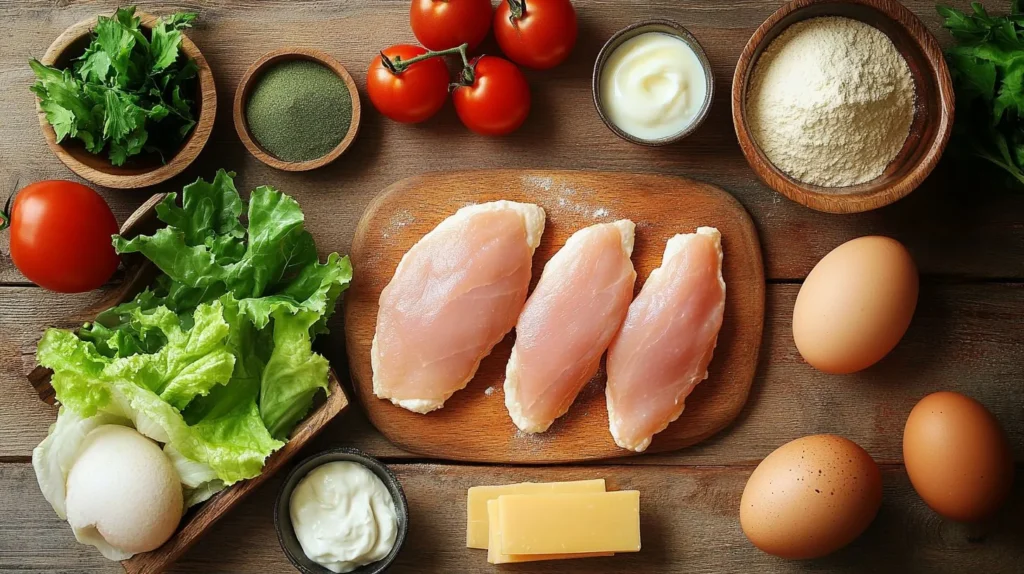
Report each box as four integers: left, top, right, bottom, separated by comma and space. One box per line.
606, 227, 726, 452
504, 220, 637, 433
372, 201, 546, 414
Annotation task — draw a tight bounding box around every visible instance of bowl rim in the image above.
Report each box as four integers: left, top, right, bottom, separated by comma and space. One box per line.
35, 11, 217, 190
274, 447, 409, 574
233, 47, 362, 172
592, 19, 716, 147
730, 0, 955, 214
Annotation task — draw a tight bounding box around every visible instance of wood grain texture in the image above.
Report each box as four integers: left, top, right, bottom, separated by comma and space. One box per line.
232, 47, 361, 171
37, 13, 217, 189
0, 1, 1021, 572
345, 170, 765, 462
2, 462, 1022, 573
732, 0, 955, 214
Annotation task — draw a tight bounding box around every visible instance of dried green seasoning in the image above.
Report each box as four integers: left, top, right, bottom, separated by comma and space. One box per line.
245, 60, 352, 162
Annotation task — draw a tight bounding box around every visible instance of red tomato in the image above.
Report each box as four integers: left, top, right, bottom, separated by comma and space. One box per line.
453, 56, 531, 136
410, 0, 493, 51
367, 45, 450, 123
494, 0, 577, 69
4, 180, 119, 293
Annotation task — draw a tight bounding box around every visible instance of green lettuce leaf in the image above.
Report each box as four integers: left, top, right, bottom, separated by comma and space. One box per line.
257, 309, 329, 440
231, 186, 318, 298
237, 253, 351, 438
102, 303, 236, 410
114, 172, 321, 304
156, 169, 246, 256
37, 301, 281, 485
182, 295, 268, 424
163, 444, 223, 506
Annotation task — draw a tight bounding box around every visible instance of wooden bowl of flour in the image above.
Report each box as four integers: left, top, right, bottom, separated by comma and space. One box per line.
732, 0, 953, 214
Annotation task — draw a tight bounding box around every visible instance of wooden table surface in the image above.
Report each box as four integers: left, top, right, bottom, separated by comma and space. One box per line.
0, 1, 1021, 573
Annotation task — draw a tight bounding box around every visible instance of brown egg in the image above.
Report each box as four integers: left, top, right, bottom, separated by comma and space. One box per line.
793, 236, 918, 374
740, 434, 882, 559
903, 391, 1014, 522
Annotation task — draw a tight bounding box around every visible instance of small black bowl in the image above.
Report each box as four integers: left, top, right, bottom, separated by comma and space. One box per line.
592, 19, 715, 146
275, 448, 409, 574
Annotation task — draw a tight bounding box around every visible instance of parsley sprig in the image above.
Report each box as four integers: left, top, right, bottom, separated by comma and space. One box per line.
30, 7, 199, 166
939, 1, 1024, 188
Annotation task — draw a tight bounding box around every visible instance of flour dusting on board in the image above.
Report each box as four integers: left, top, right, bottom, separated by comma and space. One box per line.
484, 386, 496, 397
382, 210, 415, 239
524, 177, 617, 220
523, 175, 554, 192
512, 429, 546, 450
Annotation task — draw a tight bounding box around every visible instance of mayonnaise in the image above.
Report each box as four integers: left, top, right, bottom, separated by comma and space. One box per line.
290, 461, 398, 573
599, 32, 708, 141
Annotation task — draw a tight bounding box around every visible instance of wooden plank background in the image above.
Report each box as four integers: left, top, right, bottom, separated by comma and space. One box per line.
0, 1, 1020, 572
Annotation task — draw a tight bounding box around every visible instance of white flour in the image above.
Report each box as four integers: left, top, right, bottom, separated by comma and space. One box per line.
747, 17, 915, 188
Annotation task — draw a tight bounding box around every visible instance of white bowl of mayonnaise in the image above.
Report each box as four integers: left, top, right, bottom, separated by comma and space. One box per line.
276, 448, 408, 574
593, 19, 715, 146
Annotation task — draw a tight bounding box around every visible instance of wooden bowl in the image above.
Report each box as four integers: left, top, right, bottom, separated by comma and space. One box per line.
24, 195, 350, 574
36, 13, 216, 190
233, 48, 361, 171
592, 19, 715, 146
731, 0, 954, 214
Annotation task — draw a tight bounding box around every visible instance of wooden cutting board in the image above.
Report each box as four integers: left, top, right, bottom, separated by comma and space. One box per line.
345, 170, 765, 463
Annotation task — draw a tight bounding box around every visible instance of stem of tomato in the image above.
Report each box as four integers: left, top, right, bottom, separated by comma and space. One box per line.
0, 187, 13, 232
382, 43, 470, 75
455, 58, 478, 88
508, 0, 526, 21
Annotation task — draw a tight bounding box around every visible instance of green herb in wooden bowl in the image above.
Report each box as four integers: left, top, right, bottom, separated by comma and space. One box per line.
30, 7, 202, 168
939, 1, 1024, 188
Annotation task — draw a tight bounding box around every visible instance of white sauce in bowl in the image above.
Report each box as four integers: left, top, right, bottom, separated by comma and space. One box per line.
599, 32, 708, 141
289, 461, 398, 573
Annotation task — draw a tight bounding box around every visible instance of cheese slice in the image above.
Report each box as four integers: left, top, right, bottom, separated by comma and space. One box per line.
497, 491, 641, 555
466, 479, 606, 549
487, 500, 614, 564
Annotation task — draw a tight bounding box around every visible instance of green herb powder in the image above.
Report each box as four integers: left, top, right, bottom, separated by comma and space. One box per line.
246, 60, 352, 162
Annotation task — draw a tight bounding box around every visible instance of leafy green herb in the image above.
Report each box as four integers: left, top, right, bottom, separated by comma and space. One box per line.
29, 7, 198, 166
938, 1, 1024, 187
35, 170, 352, 501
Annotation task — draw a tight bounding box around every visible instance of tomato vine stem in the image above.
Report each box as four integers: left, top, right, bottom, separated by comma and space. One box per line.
0, 186, 14, 232
381, 42, 470, 74
507, 0, 526, 22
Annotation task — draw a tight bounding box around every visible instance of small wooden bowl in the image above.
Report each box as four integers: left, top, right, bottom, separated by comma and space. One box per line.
732, 0, 954, 214
36, 13, 216, 190
593, 19, 715, 146
234, 48, 361, 171
25, 195, 350, 574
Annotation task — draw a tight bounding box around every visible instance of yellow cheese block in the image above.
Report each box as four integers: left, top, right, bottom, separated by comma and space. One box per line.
487, 500, 614, 564
465, 479, 605, 549
497, 491, 642, 555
